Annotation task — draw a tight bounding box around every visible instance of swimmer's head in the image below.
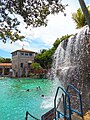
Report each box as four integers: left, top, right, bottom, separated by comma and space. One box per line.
27, 89, 29, 91
41, 94, 44, 97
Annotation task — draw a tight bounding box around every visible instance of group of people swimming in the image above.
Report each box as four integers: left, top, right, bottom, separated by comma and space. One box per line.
26, 86, 44, 97
36, 86, 41, 90
26, 86, 41, 91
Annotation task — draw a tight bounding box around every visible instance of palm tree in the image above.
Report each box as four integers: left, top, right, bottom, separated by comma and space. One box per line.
72, 8, 86, 29
78, 0, 90, 28
72, 6, 90, 29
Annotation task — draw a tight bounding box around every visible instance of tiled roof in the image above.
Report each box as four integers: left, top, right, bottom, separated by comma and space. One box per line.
0, 63, 12, 67
11, 49, 35, 54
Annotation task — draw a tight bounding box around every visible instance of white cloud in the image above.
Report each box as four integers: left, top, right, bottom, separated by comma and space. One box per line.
0, 40, 30, 53
0, 0, 82, 56
29, 0, 80, 46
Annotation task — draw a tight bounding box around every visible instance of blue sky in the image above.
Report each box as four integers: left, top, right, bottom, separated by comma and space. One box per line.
0, 49, 11, 58
0, 0, 90, 58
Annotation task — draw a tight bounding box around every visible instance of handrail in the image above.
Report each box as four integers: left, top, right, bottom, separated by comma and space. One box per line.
54, 86, 71, 120
66, 83, 80, 94
25, 111, 40, 120
66, 83, 83, 117
25, 84, 83, 120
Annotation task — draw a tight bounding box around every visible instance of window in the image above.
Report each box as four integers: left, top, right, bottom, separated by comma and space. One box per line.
20, 52, 24, 55
12, 52, 17, 56
21, 63, 24, 68
28, 63, 31, 68
25, 53, 28, 56
29, 53, 32, 56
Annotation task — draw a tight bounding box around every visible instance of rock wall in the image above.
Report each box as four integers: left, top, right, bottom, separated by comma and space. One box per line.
51, 25, 90, 113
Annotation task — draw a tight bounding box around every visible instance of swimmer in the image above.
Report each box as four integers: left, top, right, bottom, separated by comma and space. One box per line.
36, 86, 41, 90
27, 89, 29, 92
38, 86, 41, 90
41, 94, 44, 97
36, 87, 38, 90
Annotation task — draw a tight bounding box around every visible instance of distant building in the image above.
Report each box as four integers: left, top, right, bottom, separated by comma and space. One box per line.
11, 49, 35, 77
0, 63, 12, 76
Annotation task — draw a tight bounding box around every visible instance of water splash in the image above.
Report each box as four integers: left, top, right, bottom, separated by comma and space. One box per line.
51, 25, 90, 113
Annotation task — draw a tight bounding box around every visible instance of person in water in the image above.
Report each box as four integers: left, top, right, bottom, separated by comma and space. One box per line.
38, 86, 41, 90
27, 89, 29, 92
36, 86, 41, 90
41, 94, 44, 97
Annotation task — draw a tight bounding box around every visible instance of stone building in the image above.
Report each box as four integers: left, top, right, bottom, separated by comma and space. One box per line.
11, 48, 35, 77
0, 63, 12, 76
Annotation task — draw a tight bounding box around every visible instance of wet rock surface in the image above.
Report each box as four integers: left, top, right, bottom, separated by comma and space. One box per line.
51, 25, 90, 113
71, 111, 90, 120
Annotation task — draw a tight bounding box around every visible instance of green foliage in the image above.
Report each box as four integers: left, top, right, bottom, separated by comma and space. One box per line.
53, 38, 61, 49
0, 29, 25, 43
30, 62, 42, 70
35, 47, 55, 69
35, 34, 72, 69
0, 0, 67, 42
0, 57, 11, 63
72, 7, 90, 29
40, 49, 47, 54
78, 0, 90, 29
53, 34, 72, 49
0, 10, 25, 43
60, 34, 72, 41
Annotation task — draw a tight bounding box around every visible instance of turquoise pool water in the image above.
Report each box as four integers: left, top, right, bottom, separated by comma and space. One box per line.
0, 78, 58, 120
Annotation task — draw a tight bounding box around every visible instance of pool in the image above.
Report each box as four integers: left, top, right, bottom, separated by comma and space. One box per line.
0, 78, 59, 120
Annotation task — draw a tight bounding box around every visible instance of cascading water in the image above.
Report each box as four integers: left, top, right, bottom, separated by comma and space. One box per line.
51, 25, 90, 113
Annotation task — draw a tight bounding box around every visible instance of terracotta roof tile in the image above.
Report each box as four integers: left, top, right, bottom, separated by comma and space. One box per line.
0, 63, 12, 67
11, 49, 35, 54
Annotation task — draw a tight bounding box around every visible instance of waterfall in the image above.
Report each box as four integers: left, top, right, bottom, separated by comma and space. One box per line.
51, 25, 90, 113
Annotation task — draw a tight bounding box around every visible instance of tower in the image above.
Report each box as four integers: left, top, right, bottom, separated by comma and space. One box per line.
11, 49, 35, 77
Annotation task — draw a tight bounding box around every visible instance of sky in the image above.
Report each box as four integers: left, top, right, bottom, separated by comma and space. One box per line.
0, 0, 90, 58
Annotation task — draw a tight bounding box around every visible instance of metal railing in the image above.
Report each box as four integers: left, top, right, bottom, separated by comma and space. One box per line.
25, 111, 40, 120
54, 86, 71, 120
25, 84, 83, 120
54, 84, 83, 120
66, 83, 83, 117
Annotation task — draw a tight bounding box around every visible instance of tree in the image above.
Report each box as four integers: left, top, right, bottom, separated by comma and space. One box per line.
72, 7, 90, 29
53, 34, 72, 49
35, 34, 72, 69
53, 38, 61, 49
35, 47, 55, 69
0, 0, 67, 42
78, 0, 90, 28
30, 62, 42, 70
0, 57, 11, 63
